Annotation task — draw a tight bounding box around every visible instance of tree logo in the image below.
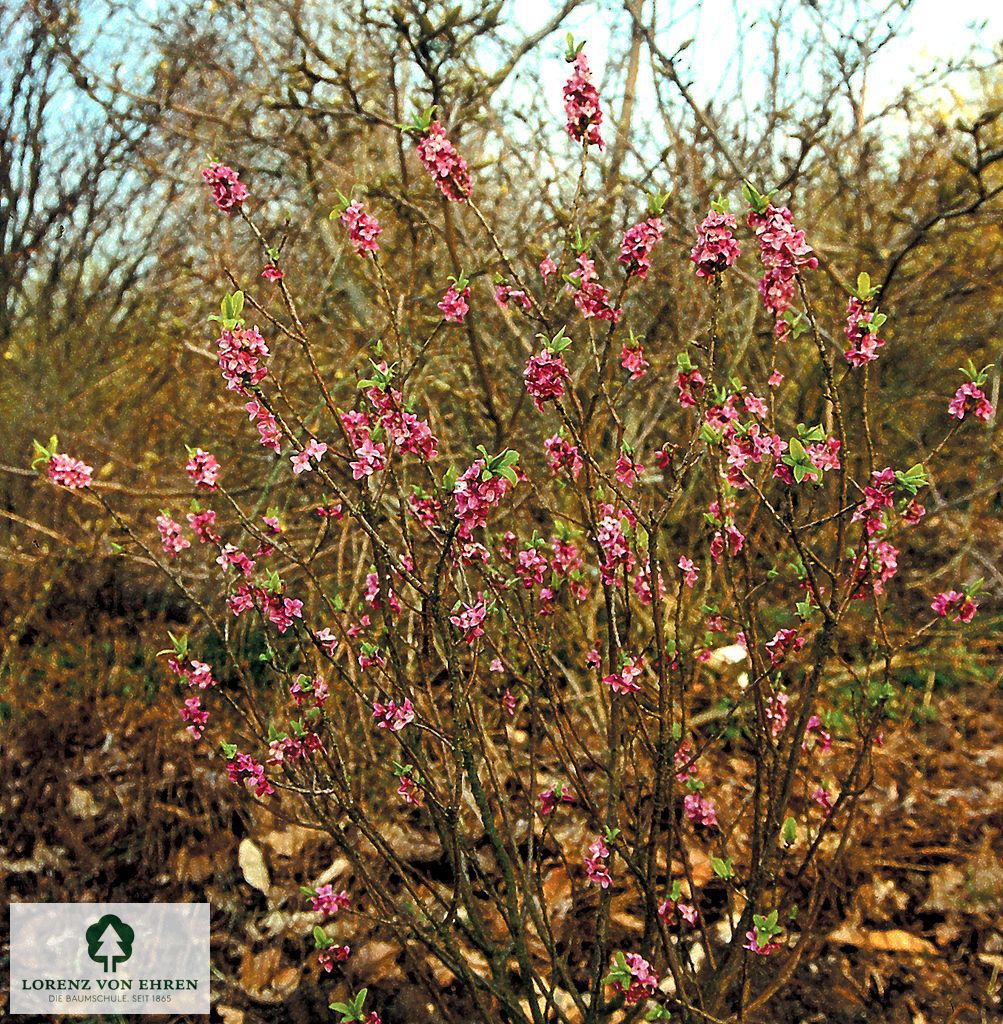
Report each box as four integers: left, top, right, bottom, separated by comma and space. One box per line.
85, 914, 135, 973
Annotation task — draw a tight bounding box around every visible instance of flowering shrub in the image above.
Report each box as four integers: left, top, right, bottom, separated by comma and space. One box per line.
35, 38, 995, 1024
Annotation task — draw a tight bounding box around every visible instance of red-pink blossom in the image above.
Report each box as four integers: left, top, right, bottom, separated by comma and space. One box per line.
156, 513, 190, 558
179, 696, 209, 739
372, 697, 415, 732
611, 953, 659, 1006
563, 51, 604, 149
340, 200, 382, 256
261, 263, 283, 282
494, 283, 532, 311
453, 460, 512, 538
619, 217, 664, 279
620, 342, 649, 381
584, 836, 613, 887
683, 792, 717, 827
416, 122, 472, 202
524, 348, 571, 412
566, 252, 621, 322
185, 448, 220, 490
310, 884, 350, 916
47, 453, 93, 488
690, 209, 741, 278
544, 433, 583, 479
217, 325, 270, 394
202, 162, 248, 214
437, 282, 470, 323
931, 590, 978, 623
948, 381, 993, 422
843, 296, 885, 366
450, 593, 488, 644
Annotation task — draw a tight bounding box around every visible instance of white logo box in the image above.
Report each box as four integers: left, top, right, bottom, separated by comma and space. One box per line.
9, 902, 209, 1015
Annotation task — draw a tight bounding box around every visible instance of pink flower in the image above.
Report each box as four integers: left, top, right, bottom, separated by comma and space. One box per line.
351, 438, 387, 480
690, 209, 741, 278
317, 945, 350, 972
902, 499, 926, 525
603, 656, 644, 695
291, 438, 328, 475
538, 783, 574, 815
310, 884, 350, 916
563, 51, 604, 149
372, 697, 415, 732
948, 381, 993, 422
843, 296, 885, 366
397, 773, 422, 807
566, 252, 621, 322
217, 325, 270, 394
340, 200, 382, 256
156, 513, 190, 558
615, 450, 644, 488
544, 433, 583, 479
748, 204, 817, 328
187, 509, 220, 543
201, 162, 248, 213
226, 752, 274, 797
676, 369, 706, 408
494, 284, 532, 311
540, 255, 558, 280
524, 348, 571, 411
744, 928, 782, 956
185, 448, 220, 490
585, 836, 613, 888
502, 688, 516, 717
765, 691, 789, 739
245, 400, 281, 453
620, 342, 649, 381
453, 460, 512, 538
611, 953, 659, 1006
768, 370, 784, 387
678, 556, 699, 588
931, 590, 978, 623
619, 217, 664, 279
179, 696, 209, 740
416, 122, 472, 202
450, 593, 487, 644
683, 792, 718, 827
765, 628, 804, 667
47, 453, 93, 488
597, 506, 636, 585
811, 786, 833, 817
437, 282, 470, 323
261, 263, 284, 282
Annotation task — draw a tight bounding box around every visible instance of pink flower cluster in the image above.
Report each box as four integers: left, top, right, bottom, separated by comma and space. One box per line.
620, 342, 649, 381
47, 453, 93, 488
202, 162, 248, 214
765, 627, 805, 667
245, 399, 282, 453
611, 953, 659, 1006
675, 369, 706, 408
494, 284, 532, 311
690, 210, 741, 278
186, 449, 220, 489
449, 593, 487, 644
310, 884, 350, 916
524, 348, 571, 412
226, 751, 274, 797
563, 52, 604, 149
539, 783, 575, 815
948, 382, 993, 422
453, 460, 512, 539
157, 513, 191, 558
340, 200, 382, 256
437, 281, 470, 323
748, 205, 818, 332
416, 122, 471, 202
291, 438, 328, 475
603, 656, 644, 695
217, 325, 270, 394
683, 792, 718, 827
585, 836, 613, 888
372, 697, 415, 732
567, 253, 621, 322
596, 505, 636, 585
931, 590, 978, 623
619, 217, 664, 279
179, 696, 209, 739
544, 433, 583, 479
843, 296, 885, 366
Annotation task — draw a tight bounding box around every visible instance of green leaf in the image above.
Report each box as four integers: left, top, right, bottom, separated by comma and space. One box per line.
782, 816, 797, 845
710, 856, 734, 879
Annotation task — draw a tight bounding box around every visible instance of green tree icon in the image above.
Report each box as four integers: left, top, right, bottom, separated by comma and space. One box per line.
85, 914, 135, 973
